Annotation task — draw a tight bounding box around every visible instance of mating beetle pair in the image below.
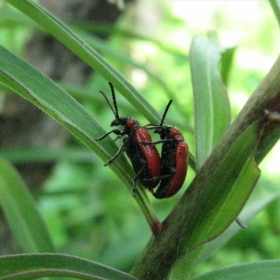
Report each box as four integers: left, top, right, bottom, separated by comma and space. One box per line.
96, 82, 188, 199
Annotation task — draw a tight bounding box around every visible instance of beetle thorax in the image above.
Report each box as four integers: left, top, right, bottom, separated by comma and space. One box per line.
169, 127, 184, 141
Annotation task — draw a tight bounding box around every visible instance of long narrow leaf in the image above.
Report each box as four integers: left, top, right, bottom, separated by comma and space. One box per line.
192, 260, 280, 280
4, 0, 164, 231
190, 36, 231, 171
0, 45, 129, 180
6, 0, 161, 124
0, 147, 96, 164
0, 159, 54, 253
0, 3, 177, 101
170, 123, 260, 278
199, 195, 280, 262
0, 253, 138, 280
130, 50, 280, 280
0, 45, 160, 234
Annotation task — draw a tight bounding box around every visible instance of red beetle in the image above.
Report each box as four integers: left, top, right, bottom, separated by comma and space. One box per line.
96, 82, 161, 194
143, 100, 188, 198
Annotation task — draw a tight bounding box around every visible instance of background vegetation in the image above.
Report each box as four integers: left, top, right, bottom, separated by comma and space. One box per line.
0, 0, 279, 279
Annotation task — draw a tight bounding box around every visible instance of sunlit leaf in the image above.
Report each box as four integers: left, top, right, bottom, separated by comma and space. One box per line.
190, 36, 231, 171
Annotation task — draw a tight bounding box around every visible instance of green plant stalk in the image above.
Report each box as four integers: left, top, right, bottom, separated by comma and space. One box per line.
130, 55, 280, 279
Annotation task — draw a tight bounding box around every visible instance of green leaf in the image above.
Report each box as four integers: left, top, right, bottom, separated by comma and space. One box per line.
0, 253, 138, 279
192, 260, 280, 280
5, 0, 161, 124
130, 45, 280, 280
130, 122, 262, 279
199, 195, 280, 262
0, 3, 177, 101
0, 44, 160, 234
190, 36, 231, 171
74, 27, 177, 99
0, 45, 129, 177
0, 158, 54, 253
269, 0, 280, 29
3, 0, 164, 232
170, 123, 260, 279
220, 46, 236, 87
0, 147, 96, 164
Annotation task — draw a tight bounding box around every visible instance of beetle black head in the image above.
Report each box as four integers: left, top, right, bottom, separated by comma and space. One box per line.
111, 117, 127, 127
111, 117, 139, 129
154, 125, 172, 139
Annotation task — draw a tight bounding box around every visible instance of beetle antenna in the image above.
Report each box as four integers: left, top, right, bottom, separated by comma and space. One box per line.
109, 82, 120, 119
99, 89, 116, 117
160, 100, 173, 126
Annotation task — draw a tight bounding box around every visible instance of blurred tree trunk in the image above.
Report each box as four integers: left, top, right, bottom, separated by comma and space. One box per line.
0, 0, 133, 255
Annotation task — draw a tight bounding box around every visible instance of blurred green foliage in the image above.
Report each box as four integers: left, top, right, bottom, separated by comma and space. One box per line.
0, 0, 280, 276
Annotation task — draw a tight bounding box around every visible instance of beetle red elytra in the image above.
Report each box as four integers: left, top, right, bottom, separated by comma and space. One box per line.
142, 100, 189, 199
96, 82, 161, 195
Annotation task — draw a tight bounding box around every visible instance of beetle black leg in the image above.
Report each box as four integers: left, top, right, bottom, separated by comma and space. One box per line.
113, 135, 122, 141
105, 140, 128, 166
96, 129, 123, 141
130, 166, 146, 197
142, 173, 173, 183
141, 139, 173, 146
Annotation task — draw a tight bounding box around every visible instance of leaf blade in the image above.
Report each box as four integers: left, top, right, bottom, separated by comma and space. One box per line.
0, 159, 55, 253
5, 0, 161, 124
170, 123, 261, 278
190, 36, 231, 171
199, 195, 280, 262
192, 260, 280, 280
0, 253, 138, 280
0, 37, 159, 235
